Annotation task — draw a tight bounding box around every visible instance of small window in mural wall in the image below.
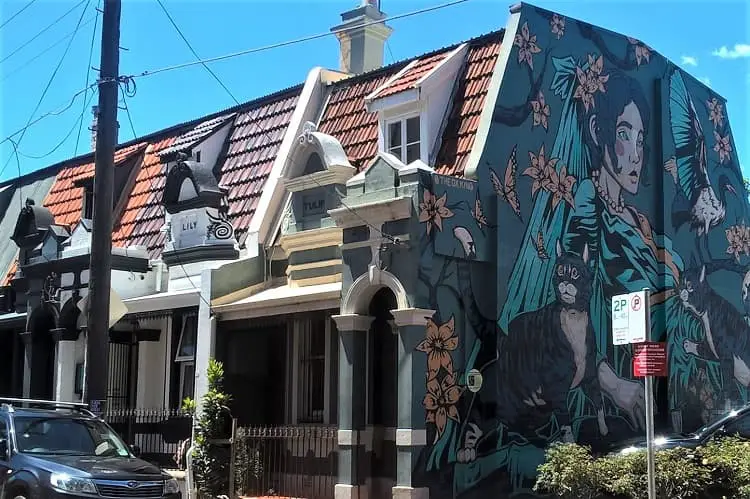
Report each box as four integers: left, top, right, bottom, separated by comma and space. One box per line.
410, 5, 746, 499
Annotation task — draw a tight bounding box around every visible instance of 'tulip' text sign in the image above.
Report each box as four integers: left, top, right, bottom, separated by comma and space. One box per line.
612, 290, 648, 345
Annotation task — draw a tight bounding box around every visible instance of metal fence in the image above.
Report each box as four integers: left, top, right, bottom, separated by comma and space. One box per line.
232, 425, 337, 499
103, 408, 193, 469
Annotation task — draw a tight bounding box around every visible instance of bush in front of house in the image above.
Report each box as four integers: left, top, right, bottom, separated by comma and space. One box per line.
191, 358, 233, 499
534, 438, 750, 498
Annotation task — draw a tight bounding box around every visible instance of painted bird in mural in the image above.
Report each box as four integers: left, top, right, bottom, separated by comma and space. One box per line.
667, 69, 735, 262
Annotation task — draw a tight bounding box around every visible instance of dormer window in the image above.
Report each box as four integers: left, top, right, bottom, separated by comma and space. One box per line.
82, 185, 94, 220
386, 115, 421, 163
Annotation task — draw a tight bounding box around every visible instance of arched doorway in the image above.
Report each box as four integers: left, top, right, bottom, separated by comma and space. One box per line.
26, 303, 57, 399
367, 287, 397, 499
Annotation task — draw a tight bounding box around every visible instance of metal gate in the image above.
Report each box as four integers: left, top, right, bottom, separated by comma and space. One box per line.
107, 341, 138, 410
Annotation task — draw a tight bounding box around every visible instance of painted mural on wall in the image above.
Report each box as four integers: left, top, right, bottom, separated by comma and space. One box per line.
414, 4, 747, 498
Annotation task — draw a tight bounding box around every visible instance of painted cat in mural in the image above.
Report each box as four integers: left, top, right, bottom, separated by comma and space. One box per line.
457, 238, 607, 444
679, 265, 750, 407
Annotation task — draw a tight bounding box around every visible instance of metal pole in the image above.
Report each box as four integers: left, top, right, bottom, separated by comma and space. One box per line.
86, 0, 121, 412
645, 374, 656, 499
643, 287, 656, 499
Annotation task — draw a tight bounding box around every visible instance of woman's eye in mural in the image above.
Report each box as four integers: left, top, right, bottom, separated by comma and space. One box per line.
617, 128, 629, 142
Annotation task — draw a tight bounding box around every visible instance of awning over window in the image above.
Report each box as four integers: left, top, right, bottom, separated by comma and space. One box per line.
122, 288, 200, 315
212, 282, 341, 321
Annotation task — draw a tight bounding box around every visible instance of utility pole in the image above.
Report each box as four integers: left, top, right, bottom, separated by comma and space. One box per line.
86, 0, 122, 414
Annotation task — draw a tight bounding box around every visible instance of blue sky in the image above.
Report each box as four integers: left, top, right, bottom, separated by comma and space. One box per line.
0, 0, 748, 182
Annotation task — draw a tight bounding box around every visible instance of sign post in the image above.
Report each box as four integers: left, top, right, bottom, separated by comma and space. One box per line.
611, 289, 665, 499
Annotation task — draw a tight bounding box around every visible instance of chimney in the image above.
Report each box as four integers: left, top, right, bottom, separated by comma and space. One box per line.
89, 105, 121, 152
331, 0, 393, 75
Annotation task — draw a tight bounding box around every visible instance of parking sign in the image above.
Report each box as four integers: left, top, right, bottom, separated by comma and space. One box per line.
612, 290, 648, 345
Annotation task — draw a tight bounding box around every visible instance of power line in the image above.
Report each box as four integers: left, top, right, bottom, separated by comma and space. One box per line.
154, 0, 239, 105
1, 15, 97, 83
0, 0, 91, 179
76, 1, 102, 155
0, 0, 87, 65
0, 0, 38, 31
129, 0, 470, 79
18, 89, 98, 160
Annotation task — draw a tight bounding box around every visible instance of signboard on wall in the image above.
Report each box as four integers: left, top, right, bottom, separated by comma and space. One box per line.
633, 342, 668, 377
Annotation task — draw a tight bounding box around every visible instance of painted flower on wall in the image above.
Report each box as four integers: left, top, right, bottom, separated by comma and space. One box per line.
530, 91, 551, 131
513, 22, 542, 70
549, 14, 565, 40
726, 223, 750, 262
713, 130, 732, 164
423, 373, 462, 442
627, 37, 652, 67
417, 316, 459, 378
707, 98, 725, 128
419, 190, 454, 235
523, 144, 558, 197
573, 54, 610, 112
548, 165, 576, 209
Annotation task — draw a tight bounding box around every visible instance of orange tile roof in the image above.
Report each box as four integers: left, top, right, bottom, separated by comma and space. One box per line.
369, 51, 450, 100
319, 31, 502, 176
43, 143, 148, 228
435, 37, 502, 176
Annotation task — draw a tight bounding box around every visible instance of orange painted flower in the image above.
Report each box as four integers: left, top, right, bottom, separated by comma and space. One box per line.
548, 165, 576, 209
627, 37, 651, 67
418, 190, 454, 235
530, 90, 550, 131
550, 14, 565, 40
726, 224, 750, 262
713, 130, 732, 164
707, 98, 725, 128
423, 373, 462, 441
513, 22, 542, 70
523, 144, 558, 197
573, 54, 610, 112
416, 316, 458, 378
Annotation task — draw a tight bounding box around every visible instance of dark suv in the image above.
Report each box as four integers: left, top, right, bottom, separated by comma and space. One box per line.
0, 399, 181, 499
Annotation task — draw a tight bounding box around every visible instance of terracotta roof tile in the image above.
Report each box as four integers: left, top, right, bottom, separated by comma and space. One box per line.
369, 52, 450, 100
434, 36, 501, 177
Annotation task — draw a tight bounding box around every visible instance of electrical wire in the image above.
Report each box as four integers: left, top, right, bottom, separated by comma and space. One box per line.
1, 15, 97, 84
0, 0, 87, 65
18, 89, 98, 160
154, 0, 239, 105
0, 0, 92, 179
76, 1, 102, 155
129, 0, 470, 79
0, 0, 38, 31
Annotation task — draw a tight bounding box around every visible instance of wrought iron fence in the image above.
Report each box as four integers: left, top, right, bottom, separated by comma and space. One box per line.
103, 408, 193, 469
232, 425, 337, 499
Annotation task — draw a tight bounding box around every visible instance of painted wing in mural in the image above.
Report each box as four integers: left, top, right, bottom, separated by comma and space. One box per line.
472, 191, 488, 229
531, 230, 550, 260
669, 69, 711, 200
489, 145, 522, 221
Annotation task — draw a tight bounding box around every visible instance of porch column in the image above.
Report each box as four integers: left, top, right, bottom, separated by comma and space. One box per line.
20, 331, 32, 398
52, 336, 77, 402
332, 314, 373, 499
390, 308, 436, 499
194, 268, 216, 415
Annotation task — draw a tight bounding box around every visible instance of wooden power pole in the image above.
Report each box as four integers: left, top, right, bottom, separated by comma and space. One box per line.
86, 0, 122, 413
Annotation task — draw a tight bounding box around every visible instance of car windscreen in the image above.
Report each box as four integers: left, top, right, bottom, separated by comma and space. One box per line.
14, 416, 132, 457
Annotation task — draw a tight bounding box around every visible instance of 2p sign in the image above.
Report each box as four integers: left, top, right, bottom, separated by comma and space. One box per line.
612, 290, 648, 345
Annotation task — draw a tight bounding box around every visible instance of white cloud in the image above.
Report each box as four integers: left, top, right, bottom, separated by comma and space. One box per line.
712, 44, 750, 59
681, 55, 698, 67
698, 76, 711, 87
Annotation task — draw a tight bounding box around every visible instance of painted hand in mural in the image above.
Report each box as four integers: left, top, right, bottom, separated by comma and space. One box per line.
456, 423, 482, 464
599, 363, 646, 430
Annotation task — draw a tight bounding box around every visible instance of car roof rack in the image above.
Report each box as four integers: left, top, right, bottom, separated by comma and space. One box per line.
0, 397, 95, 417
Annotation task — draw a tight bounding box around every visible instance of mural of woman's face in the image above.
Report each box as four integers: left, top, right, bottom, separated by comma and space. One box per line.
605, 101, 645, 194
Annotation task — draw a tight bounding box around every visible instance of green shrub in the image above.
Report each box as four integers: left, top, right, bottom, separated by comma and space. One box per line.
192, 359, 232, 499
535, 439, 750, 499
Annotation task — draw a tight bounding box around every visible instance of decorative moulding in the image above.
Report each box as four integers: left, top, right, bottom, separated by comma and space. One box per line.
390, 308, 436, 327
331, 314, 374, 332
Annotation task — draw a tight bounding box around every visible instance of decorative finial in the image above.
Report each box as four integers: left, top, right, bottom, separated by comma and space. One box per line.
177, 151, 189, 162
25, 198, 35, 207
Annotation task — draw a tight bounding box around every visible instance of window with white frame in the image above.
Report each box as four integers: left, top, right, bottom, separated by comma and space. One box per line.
296, 315, 328, 424
386, 115, 421, 164
175, 314, 197, 403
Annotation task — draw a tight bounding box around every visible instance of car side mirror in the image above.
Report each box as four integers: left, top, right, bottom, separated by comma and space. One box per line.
131, 445, 141, 457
